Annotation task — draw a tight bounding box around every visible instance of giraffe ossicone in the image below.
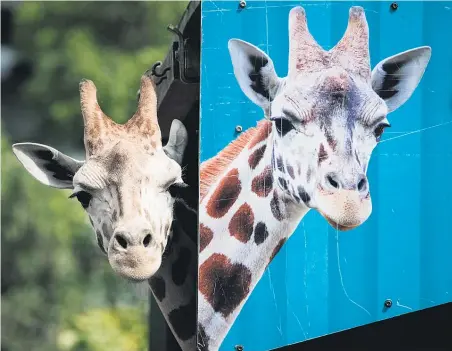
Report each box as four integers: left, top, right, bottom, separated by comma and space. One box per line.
198, 6, 431, 350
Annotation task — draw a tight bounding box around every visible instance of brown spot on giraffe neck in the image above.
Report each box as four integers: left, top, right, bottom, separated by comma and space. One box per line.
199, 224, 214, 253
248, 120, 272, 149
199, 253, 252, 318
298, 186, 311, 204
229, 203, 255, 243
278, 177, 288, 191
248, 144, 267, 170
270, 190, 285, 221
254, 222, 269, 245
276, 156, 284, 172
206, 168, 241, 219
251, 166, 273, 197
200, 120, 271, 201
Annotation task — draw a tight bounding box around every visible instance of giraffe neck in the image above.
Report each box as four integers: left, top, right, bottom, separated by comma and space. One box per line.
198, 122, 310, 350
148, 198, 198, 351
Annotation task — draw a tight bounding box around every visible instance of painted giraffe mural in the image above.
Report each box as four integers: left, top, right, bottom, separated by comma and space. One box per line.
197, 6, 431, 351
12, 74, 199, 351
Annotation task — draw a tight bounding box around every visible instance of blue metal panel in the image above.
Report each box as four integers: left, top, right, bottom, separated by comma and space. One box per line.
200, 1, 452, 350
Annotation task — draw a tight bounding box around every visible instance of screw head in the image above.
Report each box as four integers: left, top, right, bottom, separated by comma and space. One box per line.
384, 299, 392, 308
239, 1, 246, 9
235, 346, 244, 351
235, 125, 243, 133
390, 2, 398, 10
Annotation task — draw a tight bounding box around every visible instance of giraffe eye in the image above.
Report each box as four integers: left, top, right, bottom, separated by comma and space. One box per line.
270, 117, 295, 137
69, 191, 92, 209
374, 122, 391, 142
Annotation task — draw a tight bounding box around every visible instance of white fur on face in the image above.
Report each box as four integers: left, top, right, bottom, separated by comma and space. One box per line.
71, 141, 182, 280
269, 70, 388, 212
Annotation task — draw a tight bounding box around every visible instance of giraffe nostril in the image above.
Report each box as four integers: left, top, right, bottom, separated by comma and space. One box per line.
143, 234, 152, 247
115, 234, 128, 249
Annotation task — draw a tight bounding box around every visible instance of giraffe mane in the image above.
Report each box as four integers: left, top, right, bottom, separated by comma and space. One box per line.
200, 120, 271, 201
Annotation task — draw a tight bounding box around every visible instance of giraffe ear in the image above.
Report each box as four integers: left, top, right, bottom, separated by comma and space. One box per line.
371, 46, 431, 113
163, 119, 188, 166
228, 39, 281, 111
12, 142, 84, 189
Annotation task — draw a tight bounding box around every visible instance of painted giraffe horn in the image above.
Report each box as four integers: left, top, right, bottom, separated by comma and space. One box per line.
331, 6, 371, 80
79, 79, 112, 155
288, 6, 325, 75
126, 74, 162, 148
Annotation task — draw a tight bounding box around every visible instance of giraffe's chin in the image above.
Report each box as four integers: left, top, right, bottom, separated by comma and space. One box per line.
320, 213, 360, 231
315, 188, 372, 230
108, 248, 162, 282
110, 262, 161, 282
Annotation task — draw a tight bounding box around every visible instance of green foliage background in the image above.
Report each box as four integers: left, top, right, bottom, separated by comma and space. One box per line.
1, 2, 188, 350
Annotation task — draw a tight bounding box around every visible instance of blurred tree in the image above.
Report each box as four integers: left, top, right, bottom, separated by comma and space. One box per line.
1, 1, 188, 350
57, 307, 148, 351
4, 0, 188, 152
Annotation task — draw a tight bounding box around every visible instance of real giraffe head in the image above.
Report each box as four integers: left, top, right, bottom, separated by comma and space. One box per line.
12, 73, 189, 281
228, 6, 431, 230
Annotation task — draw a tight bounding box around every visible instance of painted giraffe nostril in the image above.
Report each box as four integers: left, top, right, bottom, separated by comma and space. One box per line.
357, 176, 368, 193
115, 234, 128, 249
143, 234, 152, 247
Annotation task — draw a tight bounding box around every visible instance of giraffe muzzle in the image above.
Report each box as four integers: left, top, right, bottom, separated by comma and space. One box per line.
108, 231, 163, 281
316, 188, 372, 231
108, 246, 163, 282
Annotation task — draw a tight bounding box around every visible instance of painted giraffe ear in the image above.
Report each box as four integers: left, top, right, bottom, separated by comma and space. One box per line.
371, 46, 431, 113
228, 39, 281, 111
12, 142, 84, 189
163, 119, 188, 166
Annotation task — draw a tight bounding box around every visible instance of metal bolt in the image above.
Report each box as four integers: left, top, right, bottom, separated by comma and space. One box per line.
390, 2, 398, 10
235, 125, 243, 133
384, 299, 392, 308
235, 346, 244, 351
239, 1, 246, 9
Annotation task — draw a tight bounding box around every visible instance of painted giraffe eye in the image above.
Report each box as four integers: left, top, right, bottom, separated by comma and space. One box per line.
374, 123, 391, 142
69, 191, 92, 209
270, 117, 295, 137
